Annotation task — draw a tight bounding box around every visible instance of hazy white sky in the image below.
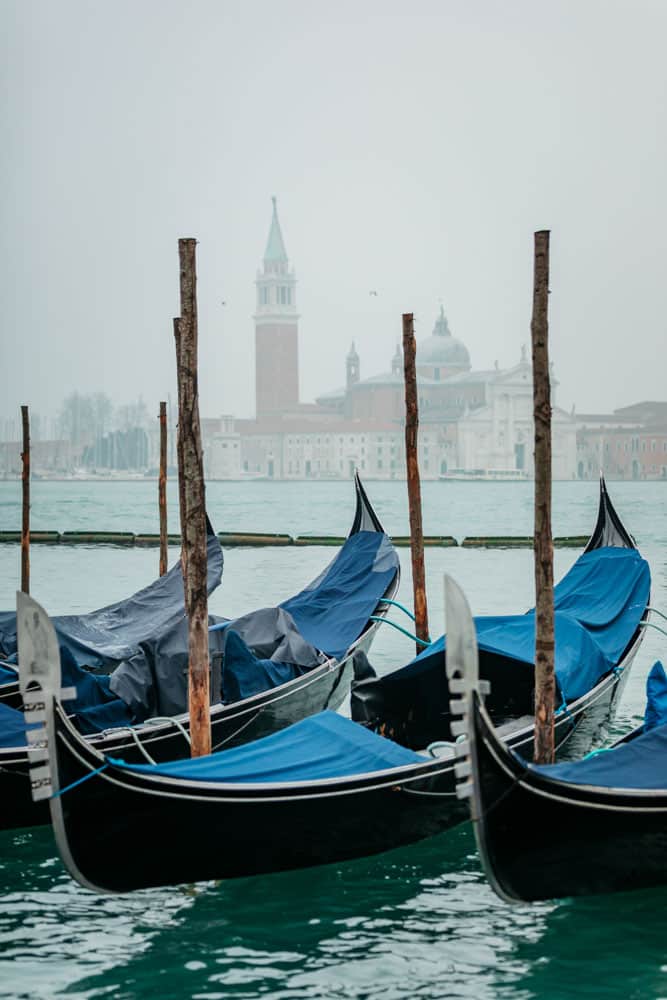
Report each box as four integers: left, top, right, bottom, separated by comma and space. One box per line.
2, 0, 666, 429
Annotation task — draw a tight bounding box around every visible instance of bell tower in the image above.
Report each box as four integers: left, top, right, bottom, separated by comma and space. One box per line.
254, 197, 300, 418
346, 342, 360, 387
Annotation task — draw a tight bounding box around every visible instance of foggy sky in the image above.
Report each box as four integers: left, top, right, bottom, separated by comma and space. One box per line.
2, 0, 666, 429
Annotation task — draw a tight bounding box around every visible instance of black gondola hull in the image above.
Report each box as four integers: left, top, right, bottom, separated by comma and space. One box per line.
51, 703, 465, 892
468, 694, 667, 901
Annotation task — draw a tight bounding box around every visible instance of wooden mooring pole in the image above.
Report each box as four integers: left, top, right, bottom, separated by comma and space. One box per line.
531, 230, 555, 765
402, 313, 429, 653
158, 401, 168, 576
20, 405, 30, 594
174, 238, 211, 758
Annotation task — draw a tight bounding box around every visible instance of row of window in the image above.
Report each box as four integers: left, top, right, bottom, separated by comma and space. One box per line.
584, 439, 667, 454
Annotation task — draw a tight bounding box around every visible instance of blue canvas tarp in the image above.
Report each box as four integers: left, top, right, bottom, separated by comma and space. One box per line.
644, 661, 667, 732
531, 723, 667, 790
0, 525, 224, 675
385, 547, 650, 704
281, 532, 399, 661
109, 710, 422, 784
0, 662, 17, 685
210, 530, 399, 703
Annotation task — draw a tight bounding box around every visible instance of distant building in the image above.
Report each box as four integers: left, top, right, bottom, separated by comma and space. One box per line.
202, 416, 241, 479
576, 402, 667, 480
234, 199, 577, 480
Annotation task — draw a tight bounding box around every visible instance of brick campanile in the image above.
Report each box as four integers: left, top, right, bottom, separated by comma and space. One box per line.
254, 197, 300, 418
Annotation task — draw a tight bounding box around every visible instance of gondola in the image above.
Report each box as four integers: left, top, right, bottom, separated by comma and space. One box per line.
457, 649, 667, 901
0, 520, 225, 710
20, 488, 650, 892
19, 577, 477, 891
351, 477, 650, 761
1, 474, 400, 831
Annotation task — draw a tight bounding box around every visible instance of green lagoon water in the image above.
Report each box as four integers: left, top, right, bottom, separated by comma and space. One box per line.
0, 479, 666, 999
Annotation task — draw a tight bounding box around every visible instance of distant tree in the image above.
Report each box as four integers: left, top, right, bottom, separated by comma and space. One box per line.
58, 392, 114, 446
116, 396, 149, 431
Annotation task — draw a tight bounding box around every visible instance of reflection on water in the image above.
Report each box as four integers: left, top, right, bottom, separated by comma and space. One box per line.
0, 481, 666, 998
2, 825, 666, 999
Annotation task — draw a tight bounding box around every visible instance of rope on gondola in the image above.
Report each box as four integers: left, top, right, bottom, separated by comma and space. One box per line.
211, 708, 263, 753
640, 621, 667, 639
646, 607, 667, 624
377, 598, 416, 622
368, 616, 431, 646
50, 763, 110, 799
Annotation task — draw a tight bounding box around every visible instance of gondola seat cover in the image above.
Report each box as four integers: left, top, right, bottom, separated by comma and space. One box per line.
364, 548, 649, 705
530, 722, 667, 790
280, 531, 399, 660
0, 524, 224, 673
0, 703, 41, 748
0, 648, 134, 748
221, 629, 306, 702
108, 710, 423, 784
644, 661, 667, 732
0, 662, 17, 684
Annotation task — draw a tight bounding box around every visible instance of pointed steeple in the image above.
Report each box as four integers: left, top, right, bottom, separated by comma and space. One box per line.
346, 341, 360, 387
264, 195, 288, 265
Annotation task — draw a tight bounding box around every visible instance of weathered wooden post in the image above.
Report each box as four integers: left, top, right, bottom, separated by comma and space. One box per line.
173, 319, 187, 572
20, 405, 30, 594
402, 313, 429, 652
531, 230, 555, 765
174, 238, 211, 758
158, 400, 168, 576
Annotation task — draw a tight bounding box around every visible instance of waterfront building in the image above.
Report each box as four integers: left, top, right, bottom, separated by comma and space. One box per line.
576, 402, 667, 480
232, 199, 578, 480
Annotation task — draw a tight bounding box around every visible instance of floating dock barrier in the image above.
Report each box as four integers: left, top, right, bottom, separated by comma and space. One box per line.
61, 531, 136, 546
462, 536, 589, 549
218, 532, 292, 547
391, 535, 458, 548
0, 531, 590, 549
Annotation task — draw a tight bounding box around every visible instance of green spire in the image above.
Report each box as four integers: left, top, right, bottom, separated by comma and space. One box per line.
264, 195, 288, 262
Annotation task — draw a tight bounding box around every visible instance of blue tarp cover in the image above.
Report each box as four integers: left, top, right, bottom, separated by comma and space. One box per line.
393, 547, 650, 702
280, 531, 398, 660
644, 661, 667, 732
211, 530, 399, 702
109, 710, 423, 784
531, 722, 667, 790
0, 662, 17, 685
0, 527, 223, 673
0, 703, 40, 748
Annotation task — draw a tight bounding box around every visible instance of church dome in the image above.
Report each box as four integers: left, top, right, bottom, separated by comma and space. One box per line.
417, 307, 470, 370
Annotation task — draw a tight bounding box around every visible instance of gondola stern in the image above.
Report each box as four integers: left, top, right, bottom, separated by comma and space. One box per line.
584, 475, 636, 553
350, 470, 385, 535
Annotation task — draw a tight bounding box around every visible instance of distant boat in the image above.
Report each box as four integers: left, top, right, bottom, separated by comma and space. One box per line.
439, 468, 529, 482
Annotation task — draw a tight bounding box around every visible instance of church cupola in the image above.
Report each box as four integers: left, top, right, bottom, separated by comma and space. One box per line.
346, 342, 360, 388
